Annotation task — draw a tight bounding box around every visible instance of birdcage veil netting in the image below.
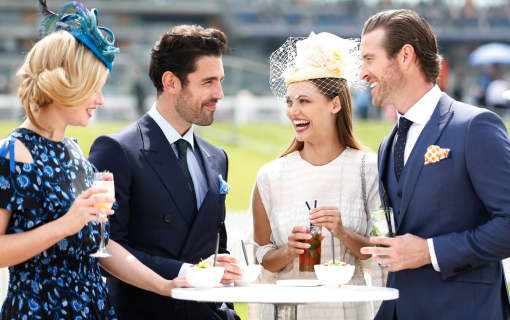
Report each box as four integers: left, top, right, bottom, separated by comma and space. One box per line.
269, 32, 365, 103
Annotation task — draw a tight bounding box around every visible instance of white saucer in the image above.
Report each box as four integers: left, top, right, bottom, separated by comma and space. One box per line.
192, 283, 222, 289
275, 279, 323, 287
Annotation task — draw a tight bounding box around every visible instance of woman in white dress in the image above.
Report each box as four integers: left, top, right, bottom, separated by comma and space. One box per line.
252, 32, 385, 319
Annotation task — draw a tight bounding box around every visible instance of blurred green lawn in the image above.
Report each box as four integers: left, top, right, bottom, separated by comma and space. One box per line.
0, 120, 393, 211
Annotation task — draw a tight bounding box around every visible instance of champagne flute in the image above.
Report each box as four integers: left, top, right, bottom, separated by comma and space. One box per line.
90, 171, 114, 258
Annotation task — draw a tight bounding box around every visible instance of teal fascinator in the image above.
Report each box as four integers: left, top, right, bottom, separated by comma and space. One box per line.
38, 0, 119, 71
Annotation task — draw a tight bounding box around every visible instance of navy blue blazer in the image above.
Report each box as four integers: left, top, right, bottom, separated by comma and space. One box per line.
89, 114, 237, 320
376, 94, 510, 320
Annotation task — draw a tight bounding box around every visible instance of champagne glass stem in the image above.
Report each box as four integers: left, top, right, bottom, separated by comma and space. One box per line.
99, 220, 106, 249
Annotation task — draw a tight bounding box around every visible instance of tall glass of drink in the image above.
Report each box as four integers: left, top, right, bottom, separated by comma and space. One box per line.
299, 225, 323, 272
90, 171, 114, 258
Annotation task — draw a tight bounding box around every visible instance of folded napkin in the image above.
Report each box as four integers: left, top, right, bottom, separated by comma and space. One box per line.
218, 174, 231, 195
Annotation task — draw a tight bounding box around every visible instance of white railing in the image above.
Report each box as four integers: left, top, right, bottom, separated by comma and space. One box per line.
0, 94, 286, 123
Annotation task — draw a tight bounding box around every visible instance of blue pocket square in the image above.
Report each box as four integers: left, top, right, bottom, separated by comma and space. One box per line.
218, 174, 231, 195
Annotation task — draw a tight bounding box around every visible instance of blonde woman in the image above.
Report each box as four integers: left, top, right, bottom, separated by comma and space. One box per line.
0, 2, 186, 319
252, 32, 385, 319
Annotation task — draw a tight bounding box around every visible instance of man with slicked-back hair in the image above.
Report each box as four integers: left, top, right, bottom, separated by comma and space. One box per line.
359, 9, 510, 320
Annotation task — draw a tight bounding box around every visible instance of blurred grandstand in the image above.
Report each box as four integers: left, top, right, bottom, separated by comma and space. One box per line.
1, 0, 510, 121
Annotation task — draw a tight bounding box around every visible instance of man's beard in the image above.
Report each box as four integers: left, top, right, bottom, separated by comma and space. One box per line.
374, 65, 404, 107
175, 90, 217, 126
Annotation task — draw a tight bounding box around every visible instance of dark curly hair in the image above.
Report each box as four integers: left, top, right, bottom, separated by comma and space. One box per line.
149, 25, 228, 95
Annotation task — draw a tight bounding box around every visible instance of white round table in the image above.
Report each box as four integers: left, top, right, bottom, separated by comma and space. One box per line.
172, 284, 398, 320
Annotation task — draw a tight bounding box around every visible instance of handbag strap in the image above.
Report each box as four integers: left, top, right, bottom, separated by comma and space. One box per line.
360, 152, 367, 212
0, 138, 16, 173
360, 153, 371, 236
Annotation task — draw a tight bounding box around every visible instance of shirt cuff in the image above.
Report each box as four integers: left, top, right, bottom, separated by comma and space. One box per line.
427, 238, 440, 272
255, 243, 278, 264
178, 263, 192, 277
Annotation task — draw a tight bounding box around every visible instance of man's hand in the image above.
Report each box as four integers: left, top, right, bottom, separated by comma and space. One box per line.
207, 254, 243, 284
360, 233, 431, 272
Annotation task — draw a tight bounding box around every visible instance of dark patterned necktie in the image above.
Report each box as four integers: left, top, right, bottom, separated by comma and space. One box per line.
394, 117, 413, 182
175, 139, 197, 206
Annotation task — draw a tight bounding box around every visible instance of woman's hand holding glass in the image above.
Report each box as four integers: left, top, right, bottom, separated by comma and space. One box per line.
58, 187, 115, 237
309, 206, 344, 238
90, 172, 115, 257
286, 226, 312, 257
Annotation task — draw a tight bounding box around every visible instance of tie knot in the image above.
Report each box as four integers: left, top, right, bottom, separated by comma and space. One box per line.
175, 139, 189, 159
398, 117, 413, 134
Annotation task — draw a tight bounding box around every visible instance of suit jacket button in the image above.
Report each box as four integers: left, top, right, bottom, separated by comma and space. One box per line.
397, 191, 402, 198
163, 215, 172, 224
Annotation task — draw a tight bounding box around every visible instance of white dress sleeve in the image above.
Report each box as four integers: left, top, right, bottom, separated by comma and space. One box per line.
253, 166, 278, 264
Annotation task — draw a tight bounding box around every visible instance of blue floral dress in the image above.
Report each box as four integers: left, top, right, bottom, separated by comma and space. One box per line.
0, 128, 117, 320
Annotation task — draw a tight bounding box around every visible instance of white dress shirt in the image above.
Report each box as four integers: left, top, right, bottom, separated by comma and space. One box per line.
397, 85, 442, 272
148, 104, 209, 276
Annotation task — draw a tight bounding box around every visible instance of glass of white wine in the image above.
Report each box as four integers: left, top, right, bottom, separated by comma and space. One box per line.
90, 171, 114, 258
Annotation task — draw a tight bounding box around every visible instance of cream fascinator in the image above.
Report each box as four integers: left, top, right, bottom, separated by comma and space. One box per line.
269, 32, 362, 99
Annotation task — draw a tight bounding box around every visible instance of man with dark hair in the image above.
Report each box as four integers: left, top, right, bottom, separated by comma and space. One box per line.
359, 9, 510, 320
89, 25, 242, 320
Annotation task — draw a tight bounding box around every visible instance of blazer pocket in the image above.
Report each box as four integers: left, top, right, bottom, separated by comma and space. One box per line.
424, 156, 451, 167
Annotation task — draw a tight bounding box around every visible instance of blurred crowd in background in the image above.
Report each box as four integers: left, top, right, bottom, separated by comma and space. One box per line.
1, 0, 510, 122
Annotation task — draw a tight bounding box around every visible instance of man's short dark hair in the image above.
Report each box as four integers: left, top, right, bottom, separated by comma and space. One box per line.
149, 25, 228, 95
362, 9, 442, 84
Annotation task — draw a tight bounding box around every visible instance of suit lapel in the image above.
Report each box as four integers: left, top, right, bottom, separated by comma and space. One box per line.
138, 115, 195, 225
397, 94, 454, 229
195, 135, 220, 198
179, 135, 224, 259
378, 125, 398, 203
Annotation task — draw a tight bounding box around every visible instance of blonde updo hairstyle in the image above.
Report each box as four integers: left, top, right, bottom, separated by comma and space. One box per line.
17, 30, 109, 131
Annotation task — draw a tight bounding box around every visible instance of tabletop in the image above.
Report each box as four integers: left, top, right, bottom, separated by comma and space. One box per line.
172, 284, 399, 305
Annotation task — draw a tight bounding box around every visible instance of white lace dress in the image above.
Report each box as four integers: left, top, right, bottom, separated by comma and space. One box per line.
254, 148, 386, 320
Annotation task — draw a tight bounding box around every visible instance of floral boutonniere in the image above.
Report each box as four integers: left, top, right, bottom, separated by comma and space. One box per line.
218, 174, 231, 195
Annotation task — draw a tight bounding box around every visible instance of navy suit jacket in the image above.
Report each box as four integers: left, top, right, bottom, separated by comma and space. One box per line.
89, 114, 237, 320
376, 94, 510, 320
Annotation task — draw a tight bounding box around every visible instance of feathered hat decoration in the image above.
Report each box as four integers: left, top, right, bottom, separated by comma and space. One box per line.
38, 0, 119, 71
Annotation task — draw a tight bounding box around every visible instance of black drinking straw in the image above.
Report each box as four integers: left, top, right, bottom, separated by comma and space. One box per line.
213, 232, 220, 267
305, 201, 312, 229
313, 200, 317, 230
305, 200, 317, 230
331, 232, 335, 264
381, 185, 394, 236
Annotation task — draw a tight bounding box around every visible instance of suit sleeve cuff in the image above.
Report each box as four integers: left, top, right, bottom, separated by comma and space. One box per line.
428, 238, 440, 272
178, 263, 192, 277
